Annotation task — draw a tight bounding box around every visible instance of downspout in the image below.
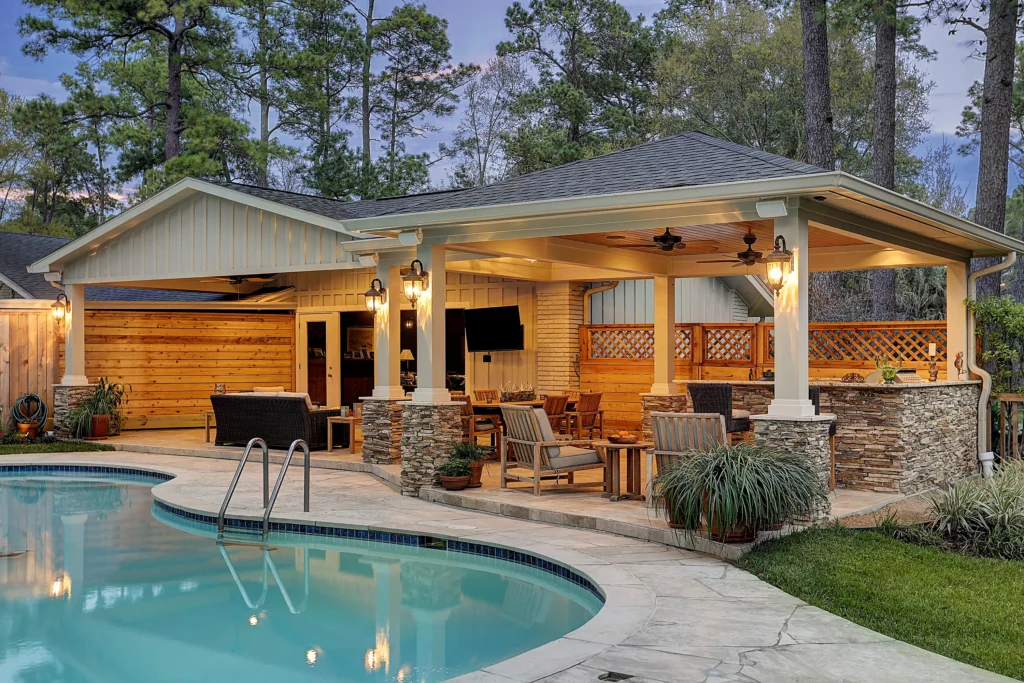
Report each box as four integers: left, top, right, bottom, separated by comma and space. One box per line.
583, 281, 619, 325
967, 252, 1017, 477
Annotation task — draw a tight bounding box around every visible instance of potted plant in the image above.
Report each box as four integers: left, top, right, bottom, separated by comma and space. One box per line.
93, 378, 130, 436
874, 356, 903, 384
453, 443, 486, 488
653, 443, 826, 543
438, 458, 472, 491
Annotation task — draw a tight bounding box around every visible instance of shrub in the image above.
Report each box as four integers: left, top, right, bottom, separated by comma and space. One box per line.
452, 443, 486, 461
438, 458, 472, 478
927, 461, 1024, 560
653, 443, 827, 536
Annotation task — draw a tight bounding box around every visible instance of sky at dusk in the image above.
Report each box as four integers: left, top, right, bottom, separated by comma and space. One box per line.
0, 0, 993, 201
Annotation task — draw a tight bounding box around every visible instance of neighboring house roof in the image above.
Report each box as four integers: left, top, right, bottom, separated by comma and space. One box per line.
0, 231, 229, 302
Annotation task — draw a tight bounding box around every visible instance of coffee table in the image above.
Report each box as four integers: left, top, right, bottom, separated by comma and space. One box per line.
593, 440, 652, 501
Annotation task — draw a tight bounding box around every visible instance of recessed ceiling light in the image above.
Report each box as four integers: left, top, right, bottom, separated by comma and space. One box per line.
606, 235, 626, 240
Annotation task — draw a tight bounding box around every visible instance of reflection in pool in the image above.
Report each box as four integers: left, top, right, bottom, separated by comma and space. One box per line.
0, 475, 601, 682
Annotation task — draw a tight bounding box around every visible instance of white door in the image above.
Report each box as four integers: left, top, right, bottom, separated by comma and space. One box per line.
296, 313, 341, 407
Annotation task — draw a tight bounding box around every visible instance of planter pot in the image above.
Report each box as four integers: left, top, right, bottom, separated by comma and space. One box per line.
16, 423, 38, 439
467, 460, 484, 488
87, 414, 110, 440
440, 475, 471, 491
703, 494, 758, 544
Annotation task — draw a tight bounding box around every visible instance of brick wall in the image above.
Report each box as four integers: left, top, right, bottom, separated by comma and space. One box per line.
535, 282, 585, 392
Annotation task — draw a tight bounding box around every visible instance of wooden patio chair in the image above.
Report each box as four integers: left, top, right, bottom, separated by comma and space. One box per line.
542, 394, 570, 432
687, 383, 750, 443
474, 388, 499, 403
457, 393, 501, 447
645, 411, 727, 507
561, 388, 582, 403
499, 404, 606, 495
566, 392, 604, 439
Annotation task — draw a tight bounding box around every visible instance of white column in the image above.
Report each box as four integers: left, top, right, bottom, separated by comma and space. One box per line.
768, 208, 815, 417
650, 275, 678, 395
61, 283, 89, 386
411, 244, 449, 403
946, 261, 969, 381
410, 607, 449, 681
61, 513, 88, 600
372, 265, 405, 398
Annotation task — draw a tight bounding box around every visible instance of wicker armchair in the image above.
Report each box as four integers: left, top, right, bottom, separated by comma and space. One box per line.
808, 386, 838, 490
210, 393, 340, 451
686, 383, 750, 436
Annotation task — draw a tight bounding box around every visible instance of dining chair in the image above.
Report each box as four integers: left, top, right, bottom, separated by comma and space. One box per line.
474, 388, 499, 403
457, 394, 501, 447
542, 394, 570, 432
566, 392, 604, 440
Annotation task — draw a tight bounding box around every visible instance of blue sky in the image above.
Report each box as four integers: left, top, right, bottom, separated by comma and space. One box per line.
0, 0, 990, 200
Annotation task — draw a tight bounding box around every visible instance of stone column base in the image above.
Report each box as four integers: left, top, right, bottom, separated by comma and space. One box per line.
53, 384, 95, 437
400, 402, 463, 496
640, 393, 690, 440
360, 397, 405, 465
752, 414, 835, 522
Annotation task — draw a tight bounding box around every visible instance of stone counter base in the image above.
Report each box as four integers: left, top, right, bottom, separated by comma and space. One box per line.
754, 416, 834, 521
53, 384, 95, 437
360, 398, 404, 465
640, 393, 690, 440
400, 402, 462, 496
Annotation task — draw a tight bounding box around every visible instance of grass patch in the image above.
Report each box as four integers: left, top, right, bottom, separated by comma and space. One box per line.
737, 525, 1024, 681
0, 441, 115, 454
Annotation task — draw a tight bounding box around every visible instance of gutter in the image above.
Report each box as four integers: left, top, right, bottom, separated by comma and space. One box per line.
967, 251, 1017, 477
583, 281, 619, 324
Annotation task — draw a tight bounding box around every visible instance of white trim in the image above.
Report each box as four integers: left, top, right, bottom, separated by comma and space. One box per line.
0, 272, 37, 300
0, 299, 52, 310
83, 300, 296, 311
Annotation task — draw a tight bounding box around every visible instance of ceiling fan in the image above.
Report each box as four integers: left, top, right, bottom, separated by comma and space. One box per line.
699, 231, 764, 267
651, 227, 684, 252
199, 274, 277, 285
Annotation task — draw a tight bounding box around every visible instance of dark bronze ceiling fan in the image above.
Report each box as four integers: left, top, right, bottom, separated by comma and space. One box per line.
199, 274, 277, 284
698, 231, 764, 267
651, 227, 684, 252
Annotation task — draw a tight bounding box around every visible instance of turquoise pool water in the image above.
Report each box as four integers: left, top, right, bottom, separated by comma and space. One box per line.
0, 473, 601, 683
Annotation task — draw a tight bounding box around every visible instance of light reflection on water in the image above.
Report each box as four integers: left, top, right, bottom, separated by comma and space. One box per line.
0, 477, 600, 683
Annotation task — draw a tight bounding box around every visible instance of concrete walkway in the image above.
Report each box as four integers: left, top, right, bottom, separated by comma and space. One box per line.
3, 450, 1013, 683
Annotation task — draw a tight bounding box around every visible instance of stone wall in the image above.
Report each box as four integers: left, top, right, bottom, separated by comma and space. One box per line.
535, 282, 586, 392
754, 416, 834, 521
53, 384, 95, 437
640, 393, 690, 440
899, 384, 979, 493
399, 402, 462, 496
361, 398, 404, 465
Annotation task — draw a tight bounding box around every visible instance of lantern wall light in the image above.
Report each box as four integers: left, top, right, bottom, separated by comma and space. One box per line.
52, 292, 68, 322
402, 259, 428, 306
764, 235, 793, 295
364, 278, 386, 314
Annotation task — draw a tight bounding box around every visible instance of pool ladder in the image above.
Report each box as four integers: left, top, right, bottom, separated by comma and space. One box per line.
218, 543, 310, 614
217, 438, 310, 541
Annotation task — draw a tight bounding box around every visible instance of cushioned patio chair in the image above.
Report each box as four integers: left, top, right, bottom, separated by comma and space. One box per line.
687, 383, 750, 441
499, 404, 606, 495
457, 393, 501, 447
210, 392, 340, 451
645, 412, 727, 506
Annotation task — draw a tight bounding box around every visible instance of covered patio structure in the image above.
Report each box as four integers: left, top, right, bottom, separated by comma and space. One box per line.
27, 133, 1024, 513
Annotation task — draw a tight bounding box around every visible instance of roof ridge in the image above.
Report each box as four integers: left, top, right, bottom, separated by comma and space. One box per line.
210, 179, 352, 204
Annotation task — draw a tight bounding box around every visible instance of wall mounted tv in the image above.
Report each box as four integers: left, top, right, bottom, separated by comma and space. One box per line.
464, 305, 524, 352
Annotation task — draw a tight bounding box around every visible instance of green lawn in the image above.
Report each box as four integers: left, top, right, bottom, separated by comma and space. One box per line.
0, 441, 115, 455
737, 526, 1024, 681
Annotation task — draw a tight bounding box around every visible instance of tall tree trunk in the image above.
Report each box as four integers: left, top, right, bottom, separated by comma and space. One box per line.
973, 0, 1019, 299
361, 0, 375, 194
871, 0, 899, 321
800, 0, 834, 169
165, 25, 185, 160
256, 4, 270, 188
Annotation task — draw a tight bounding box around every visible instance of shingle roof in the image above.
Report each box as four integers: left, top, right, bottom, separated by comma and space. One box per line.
0, 231, 229, 302
212, 132, 829, 224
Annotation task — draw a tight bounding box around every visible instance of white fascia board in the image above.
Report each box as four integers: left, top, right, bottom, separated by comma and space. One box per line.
0, 272, 37, 300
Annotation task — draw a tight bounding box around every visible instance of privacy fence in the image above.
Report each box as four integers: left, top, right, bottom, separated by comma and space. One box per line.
579, 321, 948, 430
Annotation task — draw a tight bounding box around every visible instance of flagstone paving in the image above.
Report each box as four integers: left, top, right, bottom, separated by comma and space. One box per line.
4, 450, 1013, 683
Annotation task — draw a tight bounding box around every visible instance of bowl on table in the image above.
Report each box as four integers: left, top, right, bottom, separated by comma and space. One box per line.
607, 433, 638, 444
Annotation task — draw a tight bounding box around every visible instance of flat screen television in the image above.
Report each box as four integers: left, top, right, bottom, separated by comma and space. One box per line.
464, 305, 524, 352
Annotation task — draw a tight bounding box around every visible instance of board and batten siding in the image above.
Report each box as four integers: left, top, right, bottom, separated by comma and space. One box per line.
0, 304, 61, 425
62, 193, 358, 284
588, 278, 747, 324
69, 310, 295, 429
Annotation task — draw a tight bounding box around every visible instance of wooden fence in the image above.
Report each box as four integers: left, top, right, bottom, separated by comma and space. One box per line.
580, 321, 948, 430
0, 302, 62, 427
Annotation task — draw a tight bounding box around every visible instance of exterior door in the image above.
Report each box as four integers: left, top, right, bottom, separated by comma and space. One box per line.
296, 313, 341, 408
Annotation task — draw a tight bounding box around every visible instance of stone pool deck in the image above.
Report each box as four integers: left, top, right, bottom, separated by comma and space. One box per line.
4, 450, 1012, 683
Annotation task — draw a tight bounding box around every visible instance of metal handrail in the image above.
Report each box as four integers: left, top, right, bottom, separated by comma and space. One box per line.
265, 547, 310, 614
217, 438, 269, 535
218, 542, 269, 610
263, 439, 310, 540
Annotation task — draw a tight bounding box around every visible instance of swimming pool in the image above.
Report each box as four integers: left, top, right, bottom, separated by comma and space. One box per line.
0, 471, 602, 682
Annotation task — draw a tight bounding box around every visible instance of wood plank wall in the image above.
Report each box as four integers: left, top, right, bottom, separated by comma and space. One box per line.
76, 310, 295, 429
0, 309, 61, 425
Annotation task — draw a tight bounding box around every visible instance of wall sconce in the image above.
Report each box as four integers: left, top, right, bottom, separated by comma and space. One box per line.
764, 236, 793, 295
364, 278, 386, 314
402, 259, 427, 306
51, 292, 68, 322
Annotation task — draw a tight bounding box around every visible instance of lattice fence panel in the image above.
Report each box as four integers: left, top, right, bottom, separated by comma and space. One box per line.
765, 327, 946, 363
588, 328, 655, 359
674, 327, 693, 360
703, 327, 754, 362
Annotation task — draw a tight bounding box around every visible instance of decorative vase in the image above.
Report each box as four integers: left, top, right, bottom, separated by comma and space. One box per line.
16, 422, 38, 439
89, 414, 110, 440
440, 475, 471, 491
467, 460, 484, 488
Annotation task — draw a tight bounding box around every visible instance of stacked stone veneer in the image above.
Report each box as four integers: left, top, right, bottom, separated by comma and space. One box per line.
640, 393, 690, 440
679, 381, 980, 494
536, 283, 586, 392
361, 398, 404, 465
400, 402, 462, 496
754, 416, 834, 521
52, 384, 95, 436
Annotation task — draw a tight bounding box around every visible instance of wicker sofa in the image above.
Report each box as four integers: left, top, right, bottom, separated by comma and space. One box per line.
209, 393, 341, 450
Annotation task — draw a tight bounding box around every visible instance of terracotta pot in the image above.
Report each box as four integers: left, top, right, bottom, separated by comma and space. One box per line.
440, 475, 471, 491
467, 460, 484, 488
90, 414, 110, 440
703, 494, 759, 544
17, 423, 38, 440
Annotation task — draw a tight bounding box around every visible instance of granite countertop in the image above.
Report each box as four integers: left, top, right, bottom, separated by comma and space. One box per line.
673, 379, 981, 389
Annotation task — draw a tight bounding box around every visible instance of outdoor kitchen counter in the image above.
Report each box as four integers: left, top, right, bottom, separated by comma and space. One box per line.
669, 379, 982, 494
